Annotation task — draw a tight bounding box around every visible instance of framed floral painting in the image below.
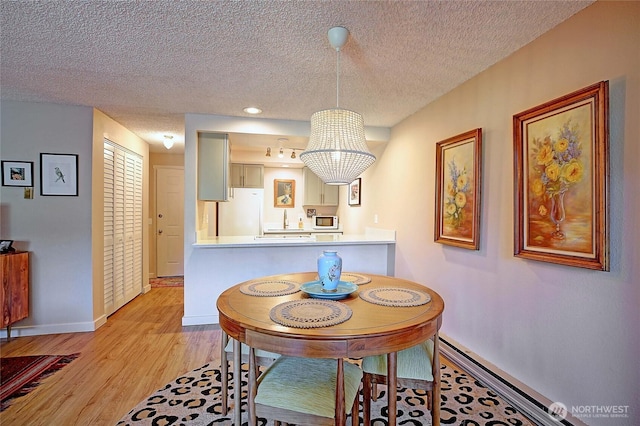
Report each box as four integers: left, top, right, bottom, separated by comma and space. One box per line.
513, 81, 609, 271
434, 128, 482, 250
274, 179, 295, 207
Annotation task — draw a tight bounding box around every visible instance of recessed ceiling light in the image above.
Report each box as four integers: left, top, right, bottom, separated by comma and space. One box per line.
243, 107, 262, 114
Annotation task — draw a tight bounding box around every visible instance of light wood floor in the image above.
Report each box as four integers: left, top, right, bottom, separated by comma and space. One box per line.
0, 287, 222, 426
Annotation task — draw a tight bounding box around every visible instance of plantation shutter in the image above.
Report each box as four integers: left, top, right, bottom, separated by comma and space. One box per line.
104, 140, 143, 316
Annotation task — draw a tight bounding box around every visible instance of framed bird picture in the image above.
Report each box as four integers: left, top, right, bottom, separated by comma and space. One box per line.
40, 153, 78, 196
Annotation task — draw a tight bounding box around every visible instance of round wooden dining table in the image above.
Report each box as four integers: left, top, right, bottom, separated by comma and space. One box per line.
217, 271, 444, 426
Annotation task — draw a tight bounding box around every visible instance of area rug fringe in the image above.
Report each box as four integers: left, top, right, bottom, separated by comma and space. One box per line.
0, 353, 80, 412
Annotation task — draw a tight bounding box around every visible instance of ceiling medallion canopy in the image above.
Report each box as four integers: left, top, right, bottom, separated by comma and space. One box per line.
300, 26, 375, 185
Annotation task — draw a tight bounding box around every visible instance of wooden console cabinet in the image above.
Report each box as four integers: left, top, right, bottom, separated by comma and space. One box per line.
1, 251, 29, 338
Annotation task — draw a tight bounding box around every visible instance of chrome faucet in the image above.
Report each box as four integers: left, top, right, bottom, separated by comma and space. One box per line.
283, 209, 288, 229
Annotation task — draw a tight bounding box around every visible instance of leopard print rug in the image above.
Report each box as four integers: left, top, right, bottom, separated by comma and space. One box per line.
117, 357, 534, 425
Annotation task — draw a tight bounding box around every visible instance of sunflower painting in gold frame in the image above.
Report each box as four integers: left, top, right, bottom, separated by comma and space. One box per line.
513, 81, 609, 271
434, 128, 482, 250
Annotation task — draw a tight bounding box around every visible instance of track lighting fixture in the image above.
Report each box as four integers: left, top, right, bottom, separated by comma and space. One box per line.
264, 146, 302, 160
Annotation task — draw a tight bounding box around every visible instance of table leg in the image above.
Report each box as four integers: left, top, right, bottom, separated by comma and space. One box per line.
221, 332, 229, 414
249, 347, 257, 425
387, 351, 397, 425
233, 339, 242, 426
362, 372, 372, 425
335, 358, 345, 426
433, 336, 441, 426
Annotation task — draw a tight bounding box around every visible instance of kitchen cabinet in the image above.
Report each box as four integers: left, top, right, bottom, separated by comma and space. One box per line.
231, 163, 264, 188
1, 251, 29, 339
303, 167, 339, 206
198, 132, 230, 201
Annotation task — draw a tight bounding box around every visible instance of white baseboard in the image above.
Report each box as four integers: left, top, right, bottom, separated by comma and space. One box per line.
94, 314, 107, 330
181, 314, 219, 326
439, 333, 587, 426
0, 319, 101, 338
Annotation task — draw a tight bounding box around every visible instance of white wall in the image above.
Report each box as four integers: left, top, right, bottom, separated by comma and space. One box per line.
1, 101, 95, 334
366, 2, 639, 424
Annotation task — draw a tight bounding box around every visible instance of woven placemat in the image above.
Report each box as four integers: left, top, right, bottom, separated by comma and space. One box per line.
239, 279, 300, 297
269, 299, 352, 328
359, 287, 431, 307
313, 272, 372, 285
340, 273, 372, 285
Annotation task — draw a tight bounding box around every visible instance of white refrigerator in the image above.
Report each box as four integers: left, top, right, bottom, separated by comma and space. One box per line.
218, 188, 264, 236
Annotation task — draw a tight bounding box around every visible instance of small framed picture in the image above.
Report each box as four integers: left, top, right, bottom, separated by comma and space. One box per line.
40, 153, 78, 196
274, 179, 295, 207
348, 178, 361, 206
0, 240, 14, 253
434, 128, 483, 250
306, 208, 317, 218
2, 161, 33, 187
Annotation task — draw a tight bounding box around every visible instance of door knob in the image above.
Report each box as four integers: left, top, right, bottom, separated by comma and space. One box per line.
158, 213, 163, 218
158, 229, 163, 234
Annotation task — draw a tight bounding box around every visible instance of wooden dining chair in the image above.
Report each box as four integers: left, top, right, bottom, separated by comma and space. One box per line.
220, 330, 280, 414
252, 355, 362, 425
362, 338, 438, 424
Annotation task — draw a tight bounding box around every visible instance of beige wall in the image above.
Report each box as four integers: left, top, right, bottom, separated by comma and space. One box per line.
363, 1, 638, 420
148, 152, 184, 277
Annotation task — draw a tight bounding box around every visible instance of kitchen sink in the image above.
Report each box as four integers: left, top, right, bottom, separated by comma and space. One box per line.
264, 228, 309, 232
255, 235, 315, 240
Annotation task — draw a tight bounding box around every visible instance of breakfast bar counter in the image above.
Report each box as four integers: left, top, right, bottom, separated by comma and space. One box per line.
182, 228, 396, 326
193, 232, 390, 248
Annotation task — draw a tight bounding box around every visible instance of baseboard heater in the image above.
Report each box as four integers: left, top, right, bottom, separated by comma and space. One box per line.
438, 334, 586, 426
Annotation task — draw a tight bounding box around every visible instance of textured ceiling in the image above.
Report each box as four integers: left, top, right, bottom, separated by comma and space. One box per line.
1, 1, 593, 154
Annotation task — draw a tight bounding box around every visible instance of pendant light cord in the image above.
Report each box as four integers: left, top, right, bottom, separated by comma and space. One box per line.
336, 48, 340, 108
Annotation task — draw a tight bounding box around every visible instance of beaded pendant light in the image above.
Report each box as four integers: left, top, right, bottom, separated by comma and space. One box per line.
300, 26, 375, 185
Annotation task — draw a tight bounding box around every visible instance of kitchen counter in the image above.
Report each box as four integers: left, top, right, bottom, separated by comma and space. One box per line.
183, 228, 396, 326
193, 232, 388, 248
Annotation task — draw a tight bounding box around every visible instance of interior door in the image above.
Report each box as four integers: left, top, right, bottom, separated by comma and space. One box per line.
156, 166, 184, 277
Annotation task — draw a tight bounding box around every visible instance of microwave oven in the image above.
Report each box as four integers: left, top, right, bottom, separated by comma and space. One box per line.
312, 215, 339, 229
